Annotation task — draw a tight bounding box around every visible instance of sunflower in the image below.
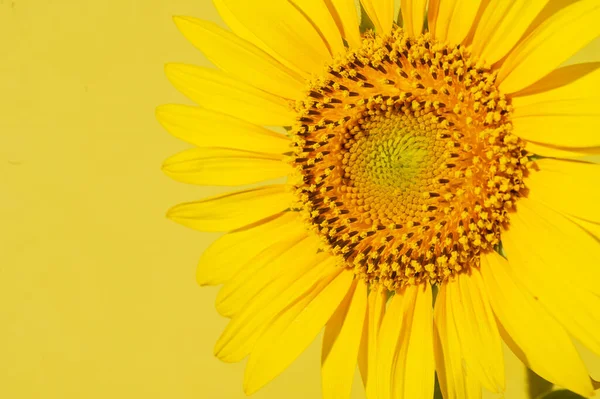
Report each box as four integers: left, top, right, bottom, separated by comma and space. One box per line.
158, 0, 600, 398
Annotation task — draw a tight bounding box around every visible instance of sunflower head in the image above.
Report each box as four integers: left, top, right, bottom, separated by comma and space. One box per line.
290, 28, 533, 291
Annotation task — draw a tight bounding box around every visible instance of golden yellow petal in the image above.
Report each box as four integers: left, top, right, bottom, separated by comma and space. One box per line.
525, 142, 600, 160
428, 0, 482, 47
360, 0, 394, 35
214, 251, 337, 363
481, 251, 594, 397
471, 0, 549, 65
155, 104, 291, 154
216, 234, 316, 317
290, 0, 346, 56
325, 0, 362, 49
243, 269, 354, 395
321, 279, 367, 399
196, 212, 301, 286
527, 159, 600, 223
364, 286, 387, 399
400, 0, 427, 38
511, 66, 600, 148
434, 284, 483, 399
167, 184, 294, 232
498, 0, 600, 94
164, 64, 296, 126
213, 0, 332, 77
378, 285, 434, 399
505, 195, 600, 297
503, 214, 600, 357
163, 147, 291, 186
172, 16, 305, 100
447, 271, 505, 392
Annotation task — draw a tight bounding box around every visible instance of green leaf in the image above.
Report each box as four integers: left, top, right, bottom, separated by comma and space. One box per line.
538, 390, 586, 399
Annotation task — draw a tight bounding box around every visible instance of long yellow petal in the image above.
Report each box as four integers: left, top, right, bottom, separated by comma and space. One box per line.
428, 0, 482, 47
505, 196, 600, 296
525, 142, 600, 160
324, 0, 362, 49
244, 269, 355, 395
172, 16, 305, 100
511, 62, 600, 97
216, 235, 316, 317
392, 284, 434, 399
164, 64, 296, 126
511, 66, 600, 148
400, 0, 427, 38
213, 0, 332, 77
503, 220, 600, 357
378, 285, 434, 399
434, 284, 483, 399
290, 0, 346, 56
196, 212, 302, 286
215, 252, 336, 362
447, 271, 505, 392
360, 0, 394, 35
363, 286, 387, 399
321, 279, 367, 399
167, 184, 294, 232
498, 0, 600, 94
481, 251, 594, 397
163, 147, 291, 186
470, 0, 549, 65
526, 159, 600, 223
156, 105, 291, 154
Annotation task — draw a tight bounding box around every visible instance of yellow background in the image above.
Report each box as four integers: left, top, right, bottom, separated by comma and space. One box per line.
0, 1, 598, 398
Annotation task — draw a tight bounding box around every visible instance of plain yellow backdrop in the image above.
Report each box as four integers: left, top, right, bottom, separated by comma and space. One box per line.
1, 1, 599, 398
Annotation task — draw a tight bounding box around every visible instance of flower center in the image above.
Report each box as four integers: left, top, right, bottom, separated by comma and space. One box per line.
289, 28, 531, 291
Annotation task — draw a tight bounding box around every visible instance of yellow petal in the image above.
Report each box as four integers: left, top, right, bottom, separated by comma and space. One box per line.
447, 271, 505, 392
392, 284, 434, 399
567, 216, 600, 242
324, 0, 362, 49
363, 286, 387, 399
321, 279, 367, 399
378, 285, 434, 399
164, 64, 296, 126
213, 0, 332, 77
511, 66, 600, 148
503, 218, 600, 357
244, 269, 355, 394
156, 104, 291, 154
498, 0, 600, 94
434, 284, 483, 399
428, 0, 482, 47
289, 0, 346, 56
470, 0, 549, 65
162, 147, 291, 186
216, 235, 318, 317
480, 251, 594, 397
215, 252, 337, 362
400, 0, 427, 37
511, 62, 600, 97
525, 142, 600, 160
504, 195, 600, 297
360, 0, 394, 35
167, 184, 293, 232
526, 159, 600, 223
172, 16, 305, 100
197, 212, 302, 286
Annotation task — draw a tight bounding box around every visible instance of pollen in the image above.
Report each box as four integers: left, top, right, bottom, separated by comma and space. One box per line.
288, 28, 532, 291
